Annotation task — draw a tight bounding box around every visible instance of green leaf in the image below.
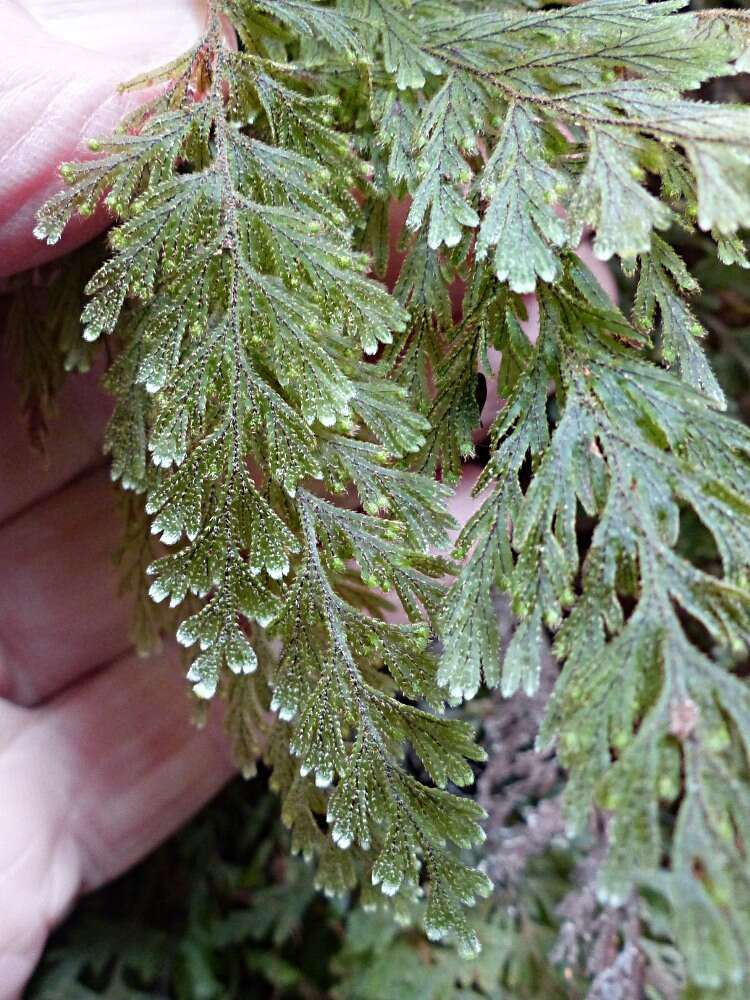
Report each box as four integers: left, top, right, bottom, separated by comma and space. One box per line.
476, 104, 569, 292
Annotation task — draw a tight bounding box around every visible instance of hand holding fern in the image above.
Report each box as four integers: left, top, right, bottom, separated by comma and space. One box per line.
0, 1, 624, 992
0, 0, 207, 275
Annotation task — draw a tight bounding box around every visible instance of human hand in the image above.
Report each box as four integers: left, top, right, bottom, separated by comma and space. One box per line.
0, 3, 234, 997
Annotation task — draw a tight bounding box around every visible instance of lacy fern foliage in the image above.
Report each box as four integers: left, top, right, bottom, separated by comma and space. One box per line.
32, 0, 750, 981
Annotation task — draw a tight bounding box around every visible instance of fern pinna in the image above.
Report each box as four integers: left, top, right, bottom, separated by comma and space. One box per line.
31, 0, 750, 981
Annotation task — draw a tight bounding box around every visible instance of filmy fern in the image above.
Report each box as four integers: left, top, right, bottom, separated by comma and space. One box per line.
29, 0, 750, 981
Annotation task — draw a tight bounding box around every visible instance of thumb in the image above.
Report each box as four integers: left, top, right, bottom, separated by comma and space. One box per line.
0, 0, 208, 277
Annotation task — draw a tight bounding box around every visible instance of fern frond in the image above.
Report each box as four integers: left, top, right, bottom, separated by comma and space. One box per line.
35, 0, 491, 949
32, 0, 750, 981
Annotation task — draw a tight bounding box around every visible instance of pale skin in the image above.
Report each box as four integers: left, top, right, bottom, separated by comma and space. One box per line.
0, 3, 615, 996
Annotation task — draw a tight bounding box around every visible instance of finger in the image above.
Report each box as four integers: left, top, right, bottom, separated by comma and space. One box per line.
0, 648, 234, 998
49, 648, 235, 891
577, 237, 619, 302
0, 363, 110, 526
0, 468, 132, 705
0, 1, 208, 275
447, 462, 487, 541
18, 0, 208, 62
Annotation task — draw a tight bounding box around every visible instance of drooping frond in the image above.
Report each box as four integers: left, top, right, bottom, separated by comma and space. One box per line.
31, 0, 750, 983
